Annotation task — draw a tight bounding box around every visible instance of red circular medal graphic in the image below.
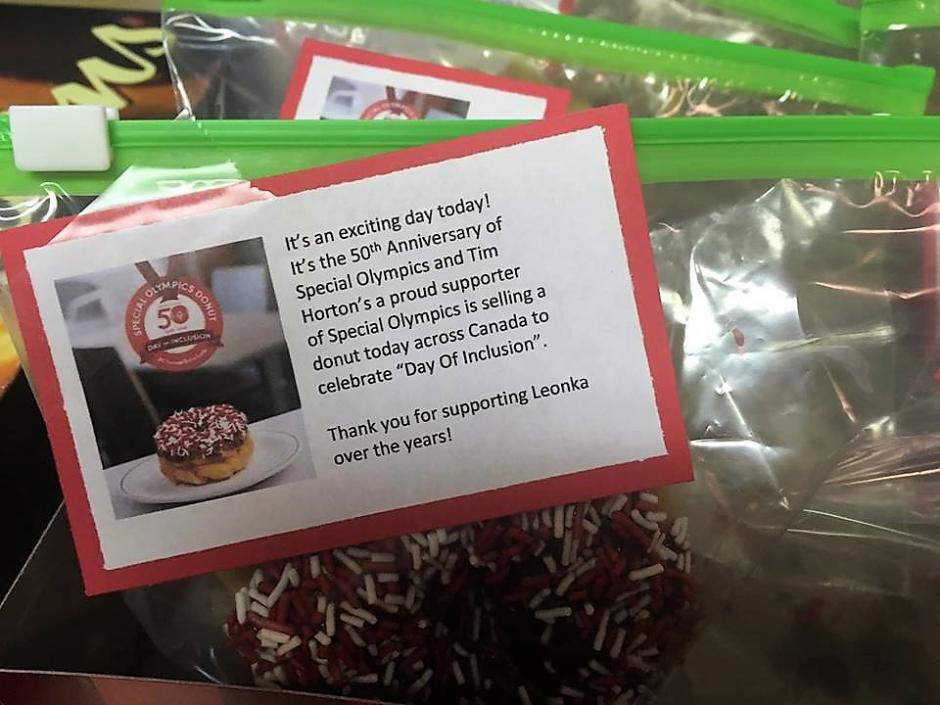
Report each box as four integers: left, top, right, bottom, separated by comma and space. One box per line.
360, 99, 421, 120
125, 276, 224, 371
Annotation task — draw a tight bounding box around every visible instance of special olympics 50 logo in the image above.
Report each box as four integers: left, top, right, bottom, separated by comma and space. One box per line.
125, 274, 223, 371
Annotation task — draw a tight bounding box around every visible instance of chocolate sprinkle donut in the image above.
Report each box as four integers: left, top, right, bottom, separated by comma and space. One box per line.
154, 404, 249, 462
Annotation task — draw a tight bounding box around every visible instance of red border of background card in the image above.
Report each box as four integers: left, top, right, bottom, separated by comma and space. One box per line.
1, 105, 690, 594
280, 39, 571, 120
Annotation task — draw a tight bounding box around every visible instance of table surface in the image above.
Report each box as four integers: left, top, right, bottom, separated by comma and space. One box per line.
104, 409, 312, 520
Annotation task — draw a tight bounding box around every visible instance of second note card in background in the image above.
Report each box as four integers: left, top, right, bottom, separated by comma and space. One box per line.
281, 39, 570, 120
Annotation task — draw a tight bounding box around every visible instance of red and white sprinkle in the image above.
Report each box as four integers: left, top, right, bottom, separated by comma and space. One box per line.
628, 564, 665, 581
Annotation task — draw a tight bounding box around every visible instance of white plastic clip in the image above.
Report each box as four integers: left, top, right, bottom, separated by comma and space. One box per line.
9, 105, 117, 172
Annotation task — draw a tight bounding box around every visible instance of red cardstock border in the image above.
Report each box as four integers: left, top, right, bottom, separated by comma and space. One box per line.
280, 38, 571, 120
1, 106, 691, 594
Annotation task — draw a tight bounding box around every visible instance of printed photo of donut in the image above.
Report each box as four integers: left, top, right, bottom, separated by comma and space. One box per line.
52, 237, 314, 520
155, 404, 255, 486
321, 78, 472, 121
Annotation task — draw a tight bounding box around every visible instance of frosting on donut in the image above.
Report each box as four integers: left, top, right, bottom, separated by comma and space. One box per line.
154, 404, 248, 462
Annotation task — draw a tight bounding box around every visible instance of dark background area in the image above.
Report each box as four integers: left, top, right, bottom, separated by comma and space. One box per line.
0, 3, 176, 118
0, 373, 61, 597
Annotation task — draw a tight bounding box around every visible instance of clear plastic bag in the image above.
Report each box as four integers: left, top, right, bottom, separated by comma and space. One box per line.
861, 0, 940, 65
3, 117, 939, 702
492, 0, 572, 11
123, 174, 940, 704
654, 175, 940, 705
574, 0, 859, 56
860, 0, 940, 116
161, 0, 931, 119
497, 0, 858, 55
0, 188, 88, 232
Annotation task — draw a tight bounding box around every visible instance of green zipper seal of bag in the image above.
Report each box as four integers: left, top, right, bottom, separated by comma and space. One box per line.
862, 0, 940, 32
162, 0, 932, 115
4, 116, 940, 196
698, 0, 860, 49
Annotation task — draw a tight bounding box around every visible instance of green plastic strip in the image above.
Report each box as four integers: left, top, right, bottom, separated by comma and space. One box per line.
4, 116, 940, 195
862, 0, 940, 32
698, 0, 860, 49
163, 0, 932, 115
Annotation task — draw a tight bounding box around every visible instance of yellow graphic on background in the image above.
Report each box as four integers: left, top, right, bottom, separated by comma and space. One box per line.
52, 26, 165, 110
0, 316, 19, 394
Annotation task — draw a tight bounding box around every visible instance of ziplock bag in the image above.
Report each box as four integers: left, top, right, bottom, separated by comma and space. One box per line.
861, 0, 940, 64
570, 0, 860, 55
3, 114, 940, 703
491, 0, 574, 10
161, 0, 932, 119
662, 329, 940, 704
860, 0, 940, 106
653, 170, 940, 705
691, 0, 860, 49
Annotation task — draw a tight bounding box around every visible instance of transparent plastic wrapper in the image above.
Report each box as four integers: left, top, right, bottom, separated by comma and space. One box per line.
655, 176, 940, 705
123, 172, 940, 704
492, 0, 573, 10
161, 0, 931, 119
685, 438, 940, 703
572, 0, 859, 56
860, 0, 940, 115
2, 116, 939, 702
861, 0, 940, 67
